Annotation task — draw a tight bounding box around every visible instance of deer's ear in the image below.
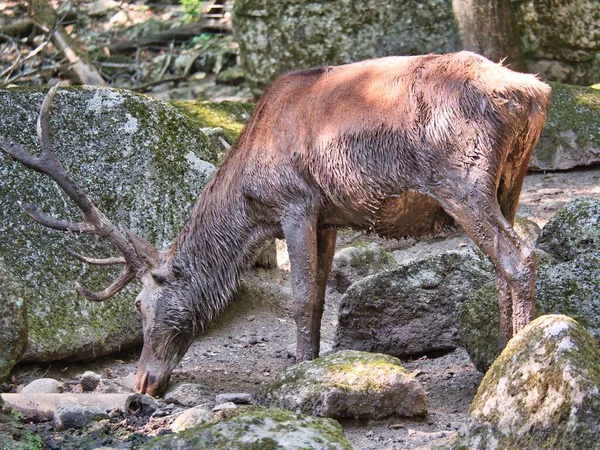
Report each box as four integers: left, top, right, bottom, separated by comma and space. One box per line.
125, 228, 160, 270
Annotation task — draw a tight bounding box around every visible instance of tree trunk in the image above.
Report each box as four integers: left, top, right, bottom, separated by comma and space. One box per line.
452, 0, 527, 72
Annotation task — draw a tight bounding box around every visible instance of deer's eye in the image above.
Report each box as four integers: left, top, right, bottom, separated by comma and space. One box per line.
135, 299, 141, 312
151, 272, 167, 284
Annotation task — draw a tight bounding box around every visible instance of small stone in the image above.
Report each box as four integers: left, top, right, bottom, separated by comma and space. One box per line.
94, 379, 130, 394
21, 378, 63, 394
53, 404, 109, 431
171, 405, 213, 432
164, 383, 212, 407
212, 402, 237, 412
125, 393, 160, 415
214, 393, 253, 405
80, 371, 102, 392
118, 372, 137, 392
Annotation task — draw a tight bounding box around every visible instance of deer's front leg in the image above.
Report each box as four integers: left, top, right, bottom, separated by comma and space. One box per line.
282, 212, 321, 361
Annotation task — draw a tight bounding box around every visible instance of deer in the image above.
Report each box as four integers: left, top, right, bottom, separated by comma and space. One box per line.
1, 51, 551, 396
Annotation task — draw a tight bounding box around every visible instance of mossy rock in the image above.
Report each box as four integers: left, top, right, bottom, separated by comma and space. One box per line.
335, 249, 495, 358
329, 242, 399, 293
0, 409, 43, 450
452, 315, 600, 450
512, 0, 600, 85
142, 406, 354, 450
0, 86, 222, 362
531, 83, 600, 171
257, 350, 426, 419
232, 0, 458, 92
537, 197, 600, 261
0, 259, 27, 382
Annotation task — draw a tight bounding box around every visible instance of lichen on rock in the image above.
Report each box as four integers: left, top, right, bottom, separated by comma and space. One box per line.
0, 258, 27, 383
452, 315, 600, 450
0, 86, 222, 362
142, 406, 354, 450
257, 350, 426, 419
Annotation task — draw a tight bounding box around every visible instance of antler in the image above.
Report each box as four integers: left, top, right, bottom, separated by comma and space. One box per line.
0, 84, 155, 301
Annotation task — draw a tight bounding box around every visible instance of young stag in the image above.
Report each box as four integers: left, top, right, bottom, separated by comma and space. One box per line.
1, 52, 550, 396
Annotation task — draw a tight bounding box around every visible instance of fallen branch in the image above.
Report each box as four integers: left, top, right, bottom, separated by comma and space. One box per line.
29, 0, 106, 85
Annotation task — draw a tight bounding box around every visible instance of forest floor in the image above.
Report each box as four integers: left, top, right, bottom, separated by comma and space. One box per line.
8, 165, 600, 450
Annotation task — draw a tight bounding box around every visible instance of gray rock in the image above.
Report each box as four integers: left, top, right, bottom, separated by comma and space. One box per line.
125, 393, 160, 415
212, 402, 237, 412
513, 1, 600, 86
214, 393, 253, 405
257, 350, 426, 419
232, 0, 458, 92
452, 315, 600, 450
164, 383, 212, 407
329, 242, 399, 293
94, 378, 131, 394
53, 404, 109, 431
117, 372, 137, 392
287, 340, 333, 359
170, 405, 213, 433
0, 86, 220, 363
536, 197, 600, 261
21, 378, 63, 394
142, 407, 354, 450
80, 371, 102, 392
0, 259, 27, 383
530, 84, 600, 172
335, 249, 494, 357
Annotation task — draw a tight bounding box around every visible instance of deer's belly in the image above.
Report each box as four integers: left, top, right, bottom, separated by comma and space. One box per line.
321, 191, 455, 239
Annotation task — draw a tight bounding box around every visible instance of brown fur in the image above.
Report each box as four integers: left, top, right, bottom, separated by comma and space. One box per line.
134, 51, 551, 395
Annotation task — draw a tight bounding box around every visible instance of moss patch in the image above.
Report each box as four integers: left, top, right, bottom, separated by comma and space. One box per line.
142, 407, 353, 450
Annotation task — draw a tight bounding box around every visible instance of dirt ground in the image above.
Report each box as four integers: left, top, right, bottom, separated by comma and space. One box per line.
6, 166, 600, 450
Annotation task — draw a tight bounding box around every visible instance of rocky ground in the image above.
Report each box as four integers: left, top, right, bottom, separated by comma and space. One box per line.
3, 165, 600, 450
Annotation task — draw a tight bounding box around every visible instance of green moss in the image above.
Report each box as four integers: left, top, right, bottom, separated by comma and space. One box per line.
546, 82, 600, 147
0, 410, 43, 450
142, 407, 353, 450
172, 100, 255, 146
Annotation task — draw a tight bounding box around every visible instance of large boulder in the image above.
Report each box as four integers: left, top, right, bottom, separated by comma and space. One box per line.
0, 259, 27, 383
461, 198, 600, 372
530, 83, 600, 172
513, 0, 600, 86
142, 407, 354, 450
0, 86, 222, 362
334, 249, 494, 357
257, 350, 426, 419
232, 0, 458, 92
452, 315, 600, 450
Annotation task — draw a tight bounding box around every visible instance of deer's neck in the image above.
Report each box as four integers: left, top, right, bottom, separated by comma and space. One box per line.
170, 179, 270, 332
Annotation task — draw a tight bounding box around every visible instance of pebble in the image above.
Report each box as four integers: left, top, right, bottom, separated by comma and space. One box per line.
118, 372, 137, 391
212, 402, 237, 412
21, 378, 63, 394
164, 383, 212, 407
170, 405, 213, 432
80, 371, 102, 392
53, 404, 109, 431
214, 393, 253, 405
125, 393, 160, 415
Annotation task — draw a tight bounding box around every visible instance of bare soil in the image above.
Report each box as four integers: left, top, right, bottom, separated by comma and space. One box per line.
6, 166, 600, 449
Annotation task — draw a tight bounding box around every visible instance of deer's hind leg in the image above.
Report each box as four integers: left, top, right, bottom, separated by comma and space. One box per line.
436, 184, 535, 349
282, 210, 337, 361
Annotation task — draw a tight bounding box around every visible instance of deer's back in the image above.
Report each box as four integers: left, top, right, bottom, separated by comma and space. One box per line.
221, 52, 550, 237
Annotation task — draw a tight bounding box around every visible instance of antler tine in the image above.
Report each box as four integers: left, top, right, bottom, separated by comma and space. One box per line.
0, 85, 153, 301
67, 249, 126, 266
75, 266, 137, 302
